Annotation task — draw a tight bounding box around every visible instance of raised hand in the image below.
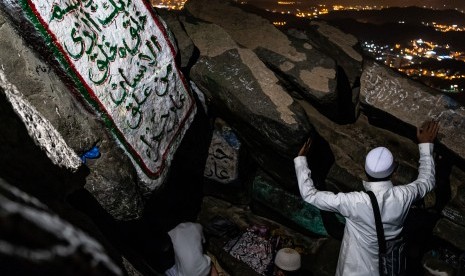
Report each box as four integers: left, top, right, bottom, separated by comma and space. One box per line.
298, 137, 313, 156
417, 120, 440, 143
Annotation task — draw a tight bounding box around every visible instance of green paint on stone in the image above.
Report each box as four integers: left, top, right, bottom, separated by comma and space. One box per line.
252, 173, 331, 236
15, 0, 197, 185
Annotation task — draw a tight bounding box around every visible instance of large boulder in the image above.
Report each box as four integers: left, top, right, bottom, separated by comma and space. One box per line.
442, 185, 465, 227
433, 219, 465, 251
0, 79, 125, 273
0, 178, 123, 275
155, 9, 196, 70
361, 61, 465, 163
0, 74, 83, 199
0, 0, 201, 219
183, 18, 313, 188
252, 170, 332, 236
184, 0, 358, 123
0, 9, 143, 220
304, 20, 363, 90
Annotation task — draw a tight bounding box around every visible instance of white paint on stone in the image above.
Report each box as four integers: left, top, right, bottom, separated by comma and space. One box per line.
300, 67, 336, 93
0, 70, 81, 171
361, 62, 465, 158
311, 21, 362, 62
303, 43, 313, 50
279, 61, 295, 72
184, 20, 297, 124
186, 0, 306, 62
183, 22, 237, 57
422, 266, 449, 276
26, 0, 196, 189
238, 48, 297, 125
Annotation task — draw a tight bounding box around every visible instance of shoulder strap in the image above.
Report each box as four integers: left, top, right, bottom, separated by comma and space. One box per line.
366, 191, 386, 254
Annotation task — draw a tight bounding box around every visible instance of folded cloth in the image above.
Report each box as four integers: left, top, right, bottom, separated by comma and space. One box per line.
204, 216, 239, 238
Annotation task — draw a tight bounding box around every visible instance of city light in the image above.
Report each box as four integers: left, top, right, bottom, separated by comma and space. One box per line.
362, 38, 465, 92
268, 4, 387, 19
273, 21, 287, 26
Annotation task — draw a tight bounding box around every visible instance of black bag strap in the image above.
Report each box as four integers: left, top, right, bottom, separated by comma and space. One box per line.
366, 191, 386, 254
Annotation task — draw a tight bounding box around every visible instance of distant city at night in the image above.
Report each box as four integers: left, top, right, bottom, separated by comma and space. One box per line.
152, 0, 465, 94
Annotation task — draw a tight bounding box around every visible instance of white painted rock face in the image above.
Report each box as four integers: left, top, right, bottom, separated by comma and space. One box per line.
0, 71, 81, 171
1, 0, 196, 191
361, 62, 465, 160
0, 9, 143, 220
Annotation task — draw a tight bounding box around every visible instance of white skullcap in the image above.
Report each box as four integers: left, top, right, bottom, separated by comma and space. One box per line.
365, 147, 395, 179
275, 248, 301, 272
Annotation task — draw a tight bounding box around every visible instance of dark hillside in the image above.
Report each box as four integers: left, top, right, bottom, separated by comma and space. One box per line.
327, 18, 465, 52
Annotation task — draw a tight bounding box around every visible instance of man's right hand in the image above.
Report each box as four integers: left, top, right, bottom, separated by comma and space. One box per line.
298, 137, 312, 156
417, 120, 440, 143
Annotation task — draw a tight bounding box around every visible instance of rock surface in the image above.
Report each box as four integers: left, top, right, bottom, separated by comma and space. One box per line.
198, 196, 338, 276
156, 9, 196, 70
0, 178, 123, 275
305, 20, 363, 89
0, 10, 143, 220
185, 0, 358, 123
361, 61, 465, 163
2, 0, 465, 273
177, 0, 465, 254
204, 118, 242, 185
184, 18, 313, 187
433, 219, 465, 251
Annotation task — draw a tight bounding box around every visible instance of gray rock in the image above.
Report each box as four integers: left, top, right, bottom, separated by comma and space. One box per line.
287, 27, 360, 122
433, 218, 465, 251
0, 77, 84, 198
254, 38, 342, 122
184, 19, 313, 187
252, 170, 331, 236
204, 118, 242, 185
156, 9, 196, 69
302, 21, 363, 120
184, 0, 357, 123
304, 21, 363, 86
441, 185, 465, 227
0, 9, 143, 220
185, 0, 303, 61
422, 251, 457, 276
0, 178, 123, 276
361, 61, 465, 166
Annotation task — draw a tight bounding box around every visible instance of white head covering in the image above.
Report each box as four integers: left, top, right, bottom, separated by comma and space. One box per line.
167, 222, 211, 276
365, 147, 395, 179
275, 248, 301, 272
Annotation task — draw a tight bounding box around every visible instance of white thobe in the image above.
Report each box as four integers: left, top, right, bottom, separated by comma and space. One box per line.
294, 143, 435, 276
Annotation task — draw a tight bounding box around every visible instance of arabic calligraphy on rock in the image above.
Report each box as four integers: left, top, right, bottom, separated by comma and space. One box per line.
204, 137, 239, 184
31, 0, 193, 174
